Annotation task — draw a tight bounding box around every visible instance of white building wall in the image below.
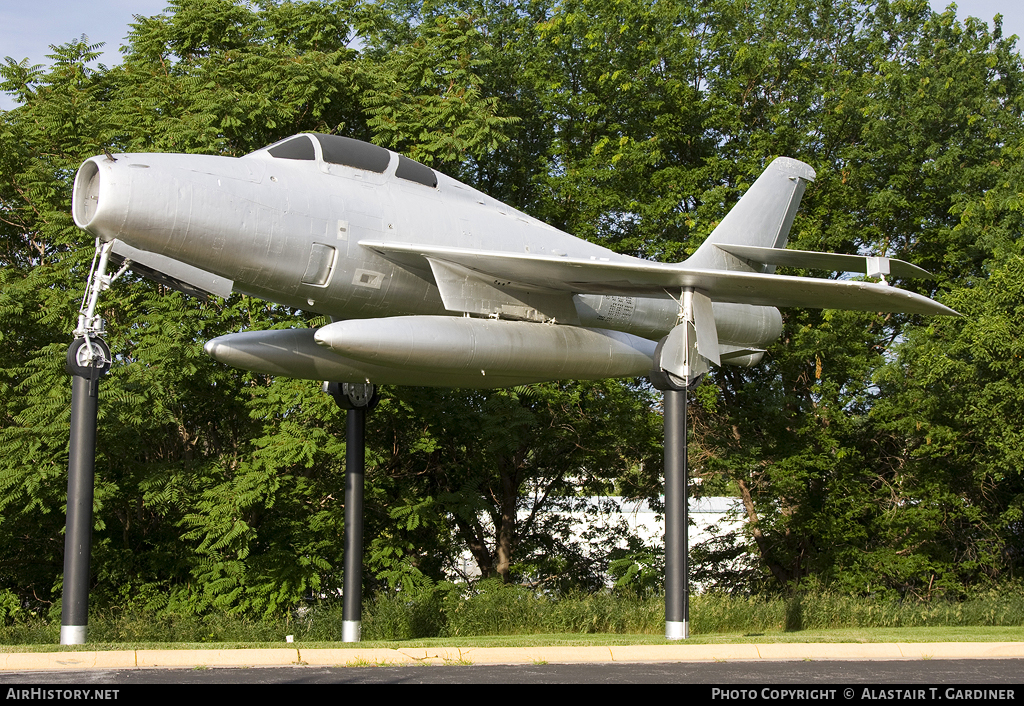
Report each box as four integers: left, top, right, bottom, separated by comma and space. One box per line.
455, 496, 746, 585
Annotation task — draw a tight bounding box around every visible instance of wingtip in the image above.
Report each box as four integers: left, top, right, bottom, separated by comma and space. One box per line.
915, 296, 959, 317
768, 156, 816, 182
901, 287, 960, 317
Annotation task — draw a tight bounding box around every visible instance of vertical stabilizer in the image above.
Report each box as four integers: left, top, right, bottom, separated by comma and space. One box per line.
685, 157, 815, 272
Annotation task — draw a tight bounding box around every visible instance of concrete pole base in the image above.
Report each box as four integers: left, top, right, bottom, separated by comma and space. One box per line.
665, 620, 689, 641
60, 625, 87, 645
342, 620, 361, 643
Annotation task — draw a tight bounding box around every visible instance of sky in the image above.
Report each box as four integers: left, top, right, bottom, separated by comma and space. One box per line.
0, 0, 1022, 111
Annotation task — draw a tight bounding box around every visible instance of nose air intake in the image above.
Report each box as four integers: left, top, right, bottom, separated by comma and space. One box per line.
73, 160, 102, 229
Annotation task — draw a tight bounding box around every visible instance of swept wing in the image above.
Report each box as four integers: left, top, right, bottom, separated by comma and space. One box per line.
360, 240, 957, 317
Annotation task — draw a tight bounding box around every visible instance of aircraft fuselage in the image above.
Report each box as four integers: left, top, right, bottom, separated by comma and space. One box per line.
73, 134, 833, 385
74, 133, 779, 348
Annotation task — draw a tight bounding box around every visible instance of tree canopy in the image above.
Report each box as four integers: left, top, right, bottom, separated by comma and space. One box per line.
1, 0, 1022, 618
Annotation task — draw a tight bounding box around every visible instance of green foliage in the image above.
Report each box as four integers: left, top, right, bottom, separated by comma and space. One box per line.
681, 0, 1024, 596
869, 238, 1024, 593
363, 13, 519, 167
0, 0, 370, 617
2, 0, 1024, 619
0, 589, 24, 624
361, 584, 454, 639
437, 579, 663, 636
374, 381, 662, 587
113, 0, 368, 152
607, 539, 665, 597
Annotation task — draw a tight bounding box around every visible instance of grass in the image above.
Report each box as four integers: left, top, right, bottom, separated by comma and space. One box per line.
2, 589, 1022, 649
1, 626, 1022, 652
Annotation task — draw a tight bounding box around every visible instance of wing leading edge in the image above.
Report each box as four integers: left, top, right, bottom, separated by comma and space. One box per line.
361, 240, 957, 317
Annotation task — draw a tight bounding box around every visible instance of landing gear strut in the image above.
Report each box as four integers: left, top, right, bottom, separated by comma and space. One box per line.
324, 382, 379, 643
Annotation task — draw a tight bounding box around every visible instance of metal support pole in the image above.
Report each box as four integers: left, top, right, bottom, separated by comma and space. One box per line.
664, 388, 689, 640
61, 238, 119, 645
324, 382, 378, 643
342, 405, 365, 643
61, 339, 109, 645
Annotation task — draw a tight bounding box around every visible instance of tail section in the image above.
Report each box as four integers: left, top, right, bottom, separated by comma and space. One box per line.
685, 157, 816, 272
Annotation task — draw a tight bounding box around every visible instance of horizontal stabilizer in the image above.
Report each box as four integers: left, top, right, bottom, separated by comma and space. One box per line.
111, 240, 233, 299
714, 244, 935, 279
361, 241, 957, 316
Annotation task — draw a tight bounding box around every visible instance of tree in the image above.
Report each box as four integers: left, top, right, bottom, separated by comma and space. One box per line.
687, 0, 1024, 594
2, 0, 1023, 616
369, 381, 662, 587
868, 143, 1024, 593
0, 0, 375, 615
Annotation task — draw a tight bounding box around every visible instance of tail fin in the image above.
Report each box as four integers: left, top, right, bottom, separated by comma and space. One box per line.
685, 157, 815, 272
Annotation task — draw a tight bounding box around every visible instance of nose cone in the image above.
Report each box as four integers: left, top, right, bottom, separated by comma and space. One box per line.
204, 331, 280, 371
71, 151, 269, 277
203, 338, 224, 361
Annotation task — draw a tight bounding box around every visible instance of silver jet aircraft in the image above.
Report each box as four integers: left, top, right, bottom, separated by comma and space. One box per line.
71, 132, 954, 388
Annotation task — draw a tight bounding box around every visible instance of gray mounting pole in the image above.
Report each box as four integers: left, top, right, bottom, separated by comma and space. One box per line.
324, 382, 377, 643
664, 388, 689, 640
342, 405, 366, 643
61, 341, 109, 645
61, 239, 117, 645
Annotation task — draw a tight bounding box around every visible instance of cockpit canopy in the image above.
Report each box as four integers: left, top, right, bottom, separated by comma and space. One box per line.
263, 133, 437, 188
